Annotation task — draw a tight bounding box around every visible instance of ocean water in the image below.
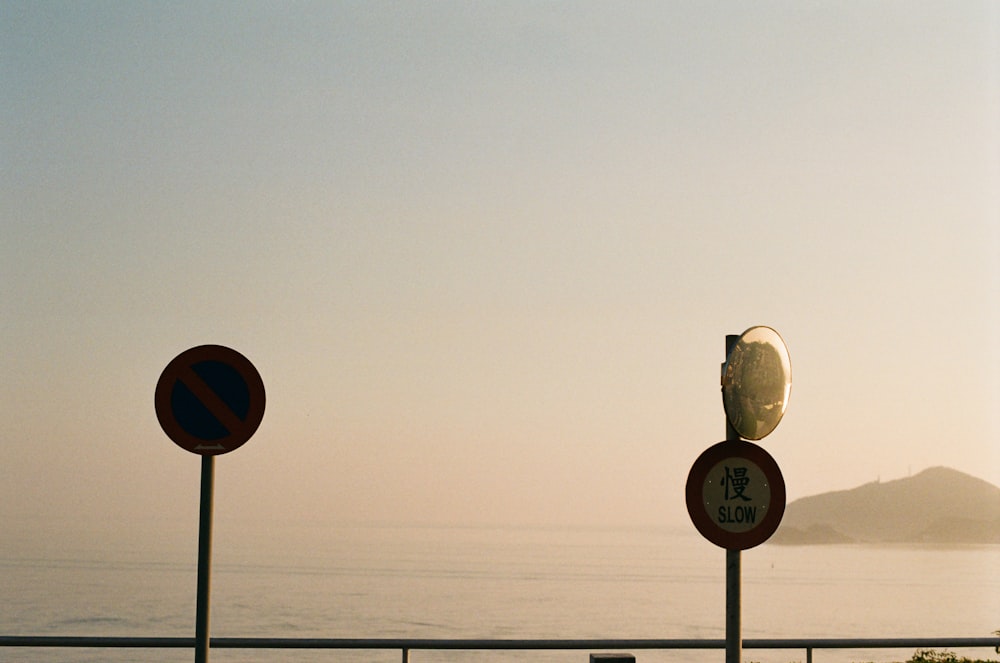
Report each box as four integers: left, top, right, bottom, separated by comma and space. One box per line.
2, 521, 998, 663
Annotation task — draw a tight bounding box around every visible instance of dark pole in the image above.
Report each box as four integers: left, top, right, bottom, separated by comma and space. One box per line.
195, 454, 215, 663
724, 334, 741, 663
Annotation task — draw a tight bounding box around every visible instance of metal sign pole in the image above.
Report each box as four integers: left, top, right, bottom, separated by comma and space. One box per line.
724, 334, 741, 663
725, 548, 741, 663
195, 454, 215, 663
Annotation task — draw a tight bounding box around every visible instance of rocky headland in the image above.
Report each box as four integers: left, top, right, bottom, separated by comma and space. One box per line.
772, 466, 1000, 545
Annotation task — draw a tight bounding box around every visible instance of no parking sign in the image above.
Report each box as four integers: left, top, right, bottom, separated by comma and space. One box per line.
155, 345, 265, 455
154, 344, 266, 662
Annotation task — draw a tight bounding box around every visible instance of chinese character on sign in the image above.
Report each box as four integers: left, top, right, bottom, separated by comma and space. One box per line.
722, 466, 752, 501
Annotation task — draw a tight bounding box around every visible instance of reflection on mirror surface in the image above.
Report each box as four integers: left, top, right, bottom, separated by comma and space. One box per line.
722, 326, 791, 440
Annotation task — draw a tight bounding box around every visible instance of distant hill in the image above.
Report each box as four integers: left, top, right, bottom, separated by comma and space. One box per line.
772, 467, 1000, 545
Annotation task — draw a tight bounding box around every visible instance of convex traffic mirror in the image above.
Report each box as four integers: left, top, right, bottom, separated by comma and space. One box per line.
722, 326, 791, 440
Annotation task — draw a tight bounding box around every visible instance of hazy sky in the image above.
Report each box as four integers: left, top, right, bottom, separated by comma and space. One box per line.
3, 2, 998, 536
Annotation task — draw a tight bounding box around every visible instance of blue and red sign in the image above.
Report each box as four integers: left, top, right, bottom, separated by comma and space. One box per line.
155, 345, 265, 455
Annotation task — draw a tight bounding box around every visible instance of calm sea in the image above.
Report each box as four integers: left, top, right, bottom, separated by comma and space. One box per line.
2, 520, 997, 663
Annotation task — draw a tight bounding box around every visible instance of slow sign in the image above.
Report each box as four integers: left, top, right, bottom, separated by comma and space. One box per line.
685, 440, 785, 550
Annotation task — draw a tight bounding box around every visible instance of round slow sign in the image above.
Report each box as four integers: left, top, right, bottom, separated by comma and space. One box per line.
155, 345, 265, 455
685, 440, 785, 550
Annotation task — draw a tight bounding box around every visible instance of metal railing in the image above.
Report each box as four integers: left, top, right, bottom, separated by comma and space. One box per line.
2, 636, 999, 662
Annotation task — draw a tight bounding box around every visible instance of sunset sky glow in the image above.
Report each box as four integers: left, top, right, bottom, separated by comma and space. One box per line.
2, 2, 998, 535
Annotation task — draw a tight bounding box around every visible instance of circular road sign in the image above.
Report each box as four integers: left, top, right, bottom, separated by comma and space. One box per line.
155, 345, 265, 455
685, 440, 785, 550
722, 326, 791, 440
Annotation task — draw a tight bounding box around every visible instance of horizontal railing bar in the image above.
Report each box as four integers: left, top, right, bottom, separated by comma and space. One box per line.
215, 639, 725, 650
0, 637, 193, 648
1, 636, 997, 650
745, 638, 1000, 650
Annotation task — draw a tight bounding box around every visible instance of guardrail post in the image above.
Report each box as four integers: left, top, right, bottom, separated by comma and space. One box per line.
806, 646, 812, 663
402, 646, 409, 663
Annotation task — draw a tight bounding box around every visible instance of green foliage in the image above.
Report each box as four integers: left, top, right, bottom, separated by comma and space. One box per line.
906, 649, 996, 663
909, 650, 963, 663
897, 629, 1000, 663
